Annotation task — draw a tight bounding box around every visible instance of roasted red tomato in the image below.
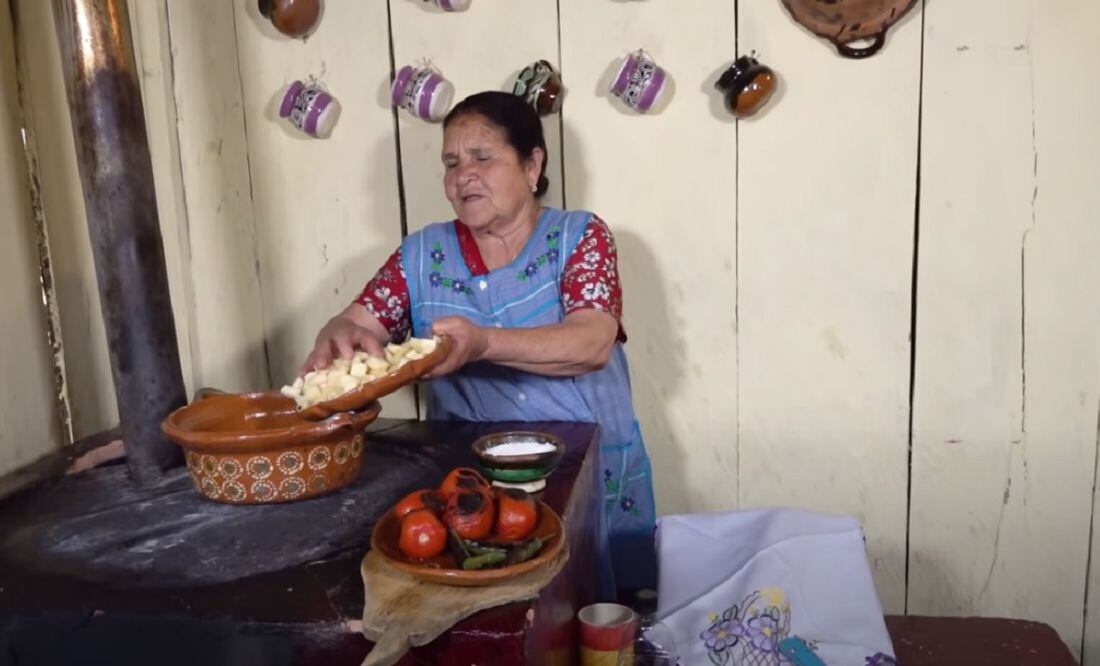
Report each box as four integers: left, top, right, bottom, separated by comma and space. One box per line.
394, 488, 446, 519
439, 467, 489, 498
444, 488, 495, 540
398, 508, 447, 559
494, 488, 538, 541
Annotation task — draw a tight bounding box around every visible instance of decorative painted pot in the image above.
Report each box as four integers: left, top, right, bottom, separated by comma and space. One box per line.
608, 50, 669, 113
513, 59, 565, 116
162, 391, 380, 504
391, 64, 455, 122
780, 0, 919, 59
279, 80, 341, 138
714, 54, 777, 118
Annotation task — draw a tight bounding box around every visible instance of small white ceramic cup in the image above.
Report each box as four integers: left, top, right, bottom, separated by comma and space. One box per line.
391, 64, 455, 122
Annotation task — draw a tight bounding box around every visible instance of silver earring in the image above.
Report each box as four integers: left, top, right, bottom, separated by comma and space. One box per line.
531, 184, 537, 192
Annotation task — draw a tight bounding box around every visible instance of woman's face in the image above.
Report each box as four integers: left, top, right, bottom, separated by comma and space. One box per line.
442, 114, 543, 231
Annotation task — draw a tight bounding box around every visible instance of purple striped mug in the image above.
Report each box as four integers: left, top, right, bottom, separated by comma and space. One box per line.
609, 50, 669, 113
279, 80, 341, 138
391, 64, 455, 122
422, 0, 470, 10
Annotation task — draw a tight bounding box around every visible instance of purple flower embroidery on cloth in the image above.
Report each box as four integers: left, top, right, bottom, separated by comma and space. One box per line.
451, 279, 467, 293
701, 618, 741, 653
430, 246, 445, 264
745, 613, 782, 653
701, 590, 795, 665
429, 271, 442, 287
866, 653, 897, 665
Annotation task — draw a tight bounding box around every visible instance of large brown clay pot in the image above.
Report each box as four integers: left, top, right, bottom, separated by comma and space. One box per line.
162, 391, 379, 504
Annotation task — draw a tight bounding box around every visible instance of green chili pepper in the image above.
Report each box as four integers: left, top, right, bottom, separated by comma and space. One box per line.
505, 537, 544, 566
462, 550, 507, 570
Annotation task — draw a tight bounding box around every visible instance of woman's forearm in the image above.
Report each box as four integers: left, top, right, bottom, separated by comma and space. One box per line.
480, 309, 618, 376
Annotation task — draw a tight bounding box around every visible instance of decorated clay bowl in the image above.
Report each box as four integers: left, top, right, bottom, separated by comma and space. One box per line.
781, 0, 919, 59
162, 391, 380, 504
471, 431, 565, 486
371, 501, 564, 586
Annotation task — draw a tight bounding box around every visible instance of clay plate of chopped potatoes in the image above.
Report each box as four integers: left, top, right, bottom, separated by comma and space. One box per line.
282, 335, 452, 421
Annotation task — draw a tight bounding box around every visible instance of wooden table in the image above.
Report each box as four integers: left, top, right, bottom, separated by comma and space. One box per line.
885, 615, 1079, 665
0, 420, 603, 666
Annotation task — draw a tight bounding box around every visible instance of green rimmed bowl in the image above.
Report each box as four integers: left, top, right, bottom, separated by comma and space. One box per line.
470, 431, 565, 486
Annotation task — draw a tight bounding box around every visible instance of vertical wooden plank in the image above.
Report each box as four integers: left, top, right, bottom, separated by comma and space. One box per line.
231, 2, 413, 416
129, 0, 196, 397
165, 0, 269, 394
14, 0, 115, 437
736, 4, 922, 612
389, 0, 564, 235
911, 0, 1100, 654
0, 0, 63, 472
559, 0, 738, 514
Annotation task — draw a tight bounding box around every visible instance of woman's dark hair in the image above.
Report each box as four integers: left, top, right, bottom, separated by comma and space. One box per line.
443, 91, 550, 197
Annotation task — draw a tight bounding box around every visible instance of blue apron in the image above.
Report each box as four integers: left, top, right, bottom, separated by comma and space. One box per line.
401, 208, 657, 595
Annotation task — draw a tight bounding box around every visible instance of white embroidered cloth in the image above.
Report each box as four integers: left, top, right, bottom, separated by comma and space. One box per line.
655, 508, 896, 666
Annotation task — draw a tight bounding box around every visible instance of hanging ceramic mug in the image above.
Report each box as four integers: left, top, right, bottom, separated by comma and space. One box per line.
608, 50, 668, 113
714, 53, 777, 118
391, 64, 455, 122
279, 80, 341, 138
422, 0, 471, 10
512, 59, 564, 116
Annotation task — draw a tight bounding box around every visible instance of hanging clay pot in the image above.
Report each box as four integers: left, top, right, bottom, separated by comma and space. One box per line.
714, 54, 777, 119
261, 0, 322, 39
513, 60, 565, 116
780, 0, 919, 59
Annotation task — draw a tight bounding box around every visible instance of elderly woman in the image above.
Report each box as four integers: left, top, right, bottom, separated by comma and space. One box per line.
304, 91, 654, 596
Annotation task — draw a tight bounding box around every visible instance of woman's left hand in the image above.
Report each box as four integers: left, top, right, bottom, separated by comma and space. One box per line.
428, 316, 489, 377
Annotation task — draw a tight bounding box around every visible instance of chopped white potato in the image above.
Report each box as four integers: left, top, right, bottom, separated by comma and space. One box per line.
279, 336, 440, 409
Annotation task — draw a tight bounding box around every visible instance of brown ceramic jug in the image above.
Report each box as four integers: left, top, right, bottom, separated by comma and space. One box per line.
714, 54, 777, 118
780, 0, 919, 59
259, 0, 321, 39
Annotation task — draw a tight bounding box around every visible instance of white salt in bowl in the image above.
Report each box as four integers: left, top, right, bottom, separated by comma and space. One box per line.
470, 431, 565, 489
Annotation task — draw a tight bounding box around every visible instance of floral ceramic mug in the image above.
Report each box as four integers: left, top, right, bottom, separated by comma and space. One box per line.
391, 64, 455, 122
279, 80, 341, 138
512, 59, 565, 116
608, 49, 668, 113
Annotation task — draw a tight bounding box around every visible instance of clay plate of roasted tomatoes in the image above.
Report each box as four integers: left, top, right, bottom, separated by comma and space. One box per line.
370, 467, 565, 586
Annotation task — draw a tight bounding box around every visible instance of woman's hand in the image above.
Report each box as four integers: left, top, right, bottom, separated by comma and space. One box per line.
428, 316, 489, 377
300, 312, 386, 375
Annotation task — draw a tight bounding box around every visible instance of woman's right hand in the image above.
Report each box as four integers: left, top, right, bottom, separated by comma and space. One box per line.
300, 313, 386, 376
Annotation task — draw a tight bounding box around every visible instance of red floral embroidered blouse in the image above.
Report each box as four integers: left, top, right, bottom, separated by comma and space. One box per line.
355, 216, 625, 342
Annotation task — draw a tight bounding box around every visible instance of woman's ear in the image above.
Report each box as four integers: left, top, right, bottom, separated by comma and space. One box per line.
526, 147, 546, 186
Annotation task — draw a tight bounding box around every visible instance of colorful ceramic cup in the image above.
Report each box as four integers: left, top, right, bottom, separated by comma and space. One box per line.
512, 59, 565, 116
609, 50, 668, 113
423, 0, 471, 10
714, 53, 777, 118
579, 603, 637, 666
278, 80, 341, 138
391, 64, 455, 122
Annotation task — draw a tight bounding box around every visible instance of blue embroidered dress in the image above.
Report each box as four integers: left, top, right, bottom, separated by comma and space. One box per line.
400, 207, 656, 594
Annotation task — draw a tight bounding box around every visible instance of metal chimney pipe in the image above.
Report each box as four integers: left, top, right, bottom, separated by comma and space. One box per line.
50, 0, 185, 484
